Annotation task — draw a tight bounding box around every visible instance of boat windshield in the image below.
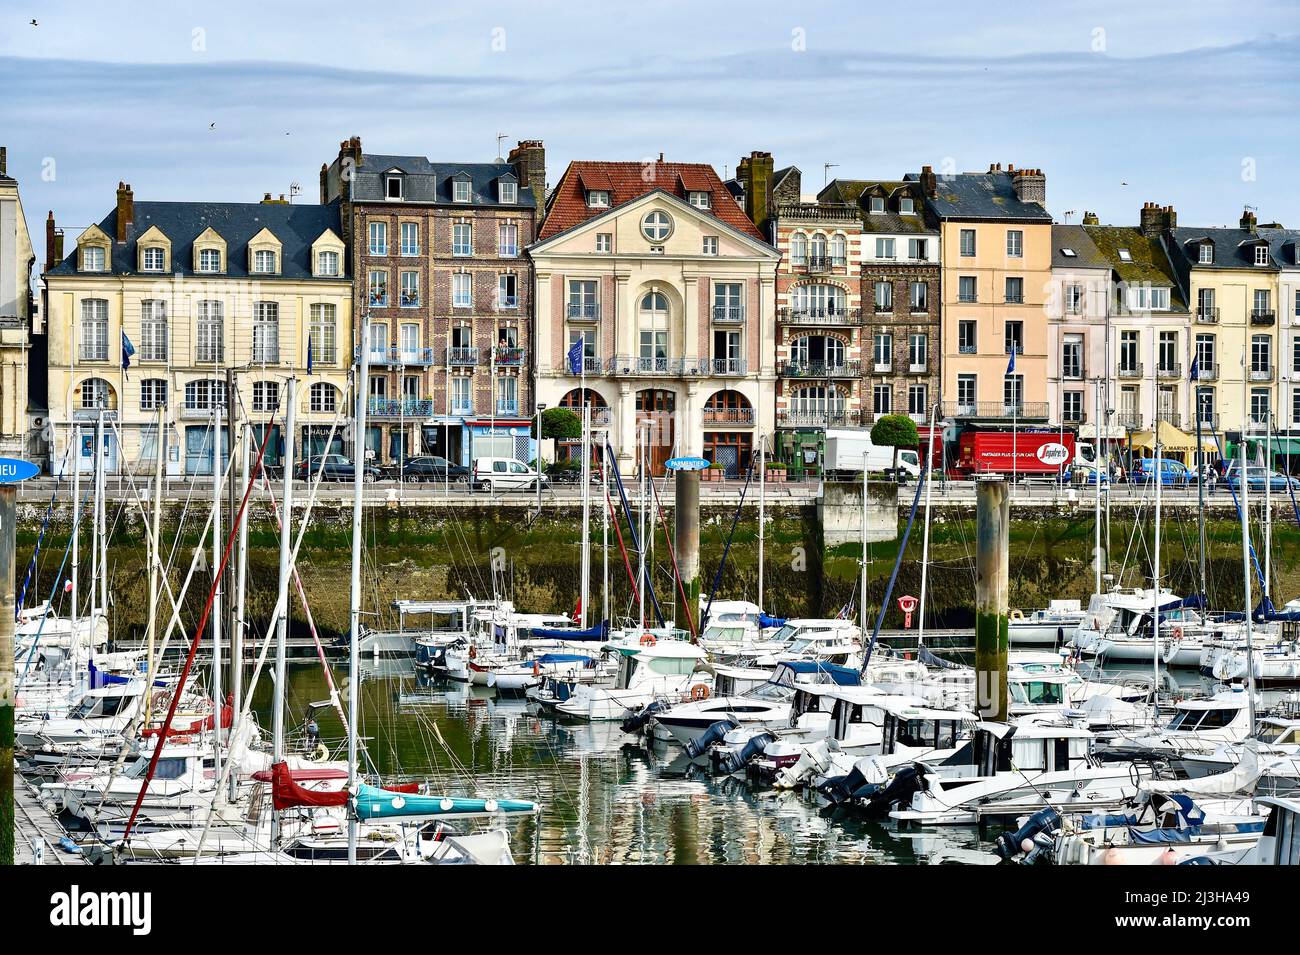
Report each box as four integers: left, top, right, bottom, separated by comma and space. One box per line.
1251, 723, 1287, 744
66, 694, 131, 719
1167, 706, 1239, 731
1011, 681, 1066, 705
704, 626, 747, 641
747, 682, 793, 702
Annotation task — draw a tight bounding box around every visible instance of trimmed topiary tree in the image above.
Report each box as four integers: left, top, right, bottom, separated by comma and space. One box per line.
870, 413, 920, 478
535, 407, 581, 440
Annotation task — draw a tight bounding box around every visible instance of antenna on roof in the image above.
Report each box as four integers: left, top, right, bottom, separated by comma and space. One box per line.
289, 181, 302, 203
496, 133, 507, 162
823, 163, 838, 187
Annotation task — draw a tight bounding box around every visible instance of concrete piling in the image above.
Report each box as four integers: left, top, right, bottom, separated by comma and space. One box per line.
975, 478, 1009, 721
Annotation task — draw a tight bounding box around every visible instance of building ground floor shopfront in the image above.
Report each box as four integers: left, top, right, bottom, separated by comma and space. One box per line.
363, 416, 536, 469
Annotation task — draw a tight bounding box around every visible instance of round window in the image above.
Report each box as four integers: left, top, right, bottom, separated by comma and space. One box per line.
642, 211, 673, 242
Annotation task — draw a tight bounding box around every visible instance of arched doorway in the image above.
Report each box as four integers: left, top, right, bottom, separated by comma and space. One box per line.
635, 388, 675, 475
559, 388, 609, 463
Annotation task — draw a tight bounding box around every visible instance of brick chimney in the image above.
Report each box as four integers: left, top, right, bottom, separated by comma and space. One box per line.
1139, 201, 1164, 238
1162, 204, 1177, 231
736, 151, 775, 235
45, 211, 59, 272
1240, 208, 1257, 233
115, 181, 134, 242
1011, 167, 1045, 204
0, 146, 7, 177
920, 165, 937, 198
319, 163, 329, 204
1082, 211, 1100, 225
507, 139, 546, 209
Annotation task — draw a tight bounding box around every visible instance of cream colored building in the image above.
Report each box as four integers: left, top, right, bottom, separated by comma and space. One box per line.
44, 184, 352, 474
531, 160, 778, 475
0, 146, 34, 458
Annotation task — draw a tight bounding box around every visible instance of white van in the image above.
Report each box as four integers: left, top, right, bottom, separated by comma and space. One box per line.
823, 428, 921, 481
472, 457, 549, 492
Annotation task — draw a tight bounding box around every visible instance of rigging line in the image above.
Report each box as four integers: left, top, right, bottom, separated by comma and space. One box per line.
605, 441, 666, 626
700, 447, 759, 632
861, 468, 928, 673
189, 381, 354, 857
120, 395, 279, 842
16, 436, 74, 619
648, 476, 696, 639
606, 484, 640, 607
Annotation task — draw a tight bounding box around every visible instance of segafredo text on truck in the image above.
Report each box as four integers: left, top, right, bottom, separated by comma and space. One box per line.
953, 431, 1076, 477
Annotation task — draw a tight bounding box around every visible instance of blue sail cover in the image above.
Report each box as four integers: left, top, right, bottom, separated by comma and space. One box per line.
776, 661, 861, 686
351, 784, 538, 821
525, 621, 609, 642
533, 654, 595, 666
758, 613, 787, 628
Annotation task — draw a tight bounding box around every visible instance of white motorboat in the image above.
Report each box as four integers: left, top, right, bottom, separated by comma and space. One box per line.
555, 638, 711, 722
1008, 600, 1086, 646
1105, 689, 1254, 758
487, 652, 604, 695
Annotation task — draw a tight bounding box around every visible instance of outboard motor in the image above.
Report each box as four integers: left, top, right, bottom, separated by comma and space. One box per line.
714, 731, 775, 775
859, 765, 924, 814
994, 807, 1061, 862
620, 699, 669, 735
816, 764, 871, 805
685, 719, 739, 759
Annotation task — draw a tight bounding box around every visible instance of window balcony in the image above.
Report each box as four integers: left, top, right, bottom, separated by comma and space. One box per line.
607, 356, 682, 376
399, 293, 420, 308
79, 344, 109, 362
449, 402, 473, 416
1247, 415, 1270, 433
368, 397, 434, 418
873, 302, 894, 315
1062, 410, 1087, 425
567, 303, 599, 321
496, 401, 519, 416
703, 358, 747, 377
1195, 413, 1220, 431
777, 409, 860, 429
776, 360, 861, 379
1116, 411, 1144, 430
712, 305, 746, 324
799, 255, 844, 273
941, 401, 1049, 421
958, 293, 978, 304
872, 360, 893, 374
493, 346, 525, 366
908, 361, 928, 375
1004, 343, 1024, 356
567, 355, 602, 375
1195, 307, 1220, 324
1156, 363, 1182, 380
1250, 366, 1273, 381
1158, 412, 1181, 429
1196, 362, 1219, 381
702, 406, 755, 425
447, 347, 480, 366
1062, 366, 1085, 381
958, 344, 977, 355
778, 307, 862, 326
1117, 363, 1143, 379
1251, 309, 1276, 326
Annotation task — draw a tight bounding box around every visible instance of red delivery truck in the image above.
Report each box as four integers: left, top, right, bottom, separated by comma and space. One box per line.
953, 431, 1074, 478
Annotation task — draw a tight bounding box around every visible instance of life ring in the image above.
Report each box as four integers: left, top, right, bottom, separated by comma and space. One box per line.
1171, 626, 1183, 641
1010, 610, 1024, 620
310, 743, 329, 762
468, 645, 478, 660
639, 633, 657, 647
691, 684, 710, 701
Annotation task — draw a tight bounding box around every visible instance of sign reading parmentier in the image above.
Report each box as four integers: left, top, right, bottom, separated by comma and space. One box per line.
0, 457, 39, 483
665, 456, 711, 472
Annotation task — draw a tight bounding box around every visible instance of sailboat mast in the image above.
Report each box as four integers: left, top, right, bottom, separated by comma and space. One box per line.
1094, 377, 1102, 596
917, 404, 938, 646
70, 424, 80, 678
602, 432, 609, 626
1238, 437, 1258, 733
579, 403, 591, 628
1151, 337, 1162, 698
145, 407, 163, 721
97, 411, 107, 626
1264, 411, 1272, 600
348, 321, 371, 864
859, 450, 869, 639
757, 432, 765, 612
231, 419, 250, 802
272, 380, 296, 764
211, 378, 224, 792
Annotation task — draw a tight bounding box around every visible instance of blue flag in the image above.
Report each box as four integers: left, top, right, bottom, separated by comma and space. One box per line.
1005, 348, 1016, 376
121, 330, 135, 370
1189, 356, 1199, 382
567, 339, 584, 375
307, 335, 314, 375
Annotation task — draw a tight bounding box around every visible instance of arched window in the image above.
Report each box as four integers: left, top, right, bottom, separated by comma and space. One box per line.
703, 389, 753, 424
790, 233, 807, 265
830, 233, 847, 266
790, 335, 845, 367
810, 233, 828, 266
79, 377, 114, 410
638, 291, 670, 371
184, 378, 226, 411
309, 382, 339, 414
791, 284, 846, 318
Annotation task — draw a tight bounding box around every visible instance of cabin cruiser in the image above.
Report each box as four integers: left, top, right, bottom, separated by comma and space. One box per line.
555, 638, 711, 722
1008, 600, 1086, 646
1210, 638, 1300, 683
746, 619, 863, 669
1103, 689, 1253, 760
15, 682, 146, 754
888, 719, 1144, 825
651, 661, 860, 747
487, 653, 604, 695
15, 608, 109, 654
361, 598, 513, 658
1070, 588, 1180, 659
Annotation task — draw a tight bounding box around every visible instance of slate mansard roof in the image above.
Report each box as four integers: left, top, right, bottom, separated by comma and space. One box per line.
910, 169, 1052, 222
349, 155, 536, 209
47, 199, 347, 280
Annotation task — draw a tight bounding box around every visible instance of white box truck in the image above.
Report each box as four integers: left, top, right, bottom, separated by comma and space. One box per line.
824, 428, 921, 481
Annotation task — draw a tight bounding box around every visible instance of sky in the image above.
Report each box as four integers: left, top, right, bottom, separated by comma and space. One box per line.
2, 0, 1299, 263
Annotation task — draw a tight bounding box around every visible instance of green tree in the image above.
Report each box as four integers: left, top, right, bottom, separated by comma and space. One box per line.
534, 406, 581, 440
870, 413, 920, 478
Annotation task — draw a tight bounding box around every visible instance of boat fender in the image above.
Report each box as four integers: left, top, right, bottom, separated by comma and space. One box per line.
468, 645, 477, 660
310, 743, 329, 762
1172, 627, 1183, 641
685, 719, 739, 759
994, 807, 1061, 860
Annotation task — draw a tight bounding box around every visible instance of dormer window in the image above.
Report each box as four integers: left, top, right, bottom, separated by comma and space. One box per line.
198, 248, 222, 273
498, 180, 517, 204
317, 250, 340, 276
452, 178, 472, 203
81, 246, 106, 272
1254, 244, 1271, 266
1117, 248, 1132, 262
253, 249, 277, 274
688, 191, 711, 210
587, 190, 610, 208
141, 247, 165, 272
899, 197, 915, 215
869, 196, 885, 214
1198, 243, 1214, 265
385, 174, 403, 200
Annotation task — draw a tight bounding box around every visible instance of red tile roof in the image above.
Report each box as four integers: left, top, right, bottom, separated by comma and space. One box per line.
539, 160, 766, 241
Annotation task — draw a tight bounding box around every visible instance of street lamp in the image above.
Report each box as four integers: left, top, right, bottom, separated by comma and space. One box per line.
535, 401, 547, 510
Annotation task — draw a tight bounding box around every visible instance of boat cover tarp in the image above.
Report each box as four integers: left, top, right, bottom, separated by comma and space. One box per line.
917, 645, 968, 671
142, 696, 233, 737
758, 613, 787, 629
351, 783, 537, 820
525, 621, 609, 642
533, 654, 596, 666
774, 660, 861, 686
1144, 744, 1261, 797
271, 761, 350, 811
88, 658, 167, 690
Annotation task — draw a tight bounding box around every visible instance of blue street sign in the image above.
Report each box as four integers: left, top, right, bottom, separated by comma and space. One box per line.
0, 457, 39, 483
665, 456, 710, 472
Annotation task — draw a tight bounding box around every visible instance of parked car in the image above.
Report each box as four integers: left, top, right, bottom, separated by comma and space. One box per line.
1222, 462, 1300, 493
295, 454, 381, 483
472, 457, 549, 492
1067, 464, 1109, 486
1132, 457, 1190, 487
387, 456, 469, 483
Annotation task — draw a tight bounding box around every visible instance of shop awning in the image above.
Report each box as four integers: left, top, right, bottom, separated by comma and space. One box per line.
1130, 420, 1217, 452
1246, 435, 1300, 456
1078, 423, 1127, 440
